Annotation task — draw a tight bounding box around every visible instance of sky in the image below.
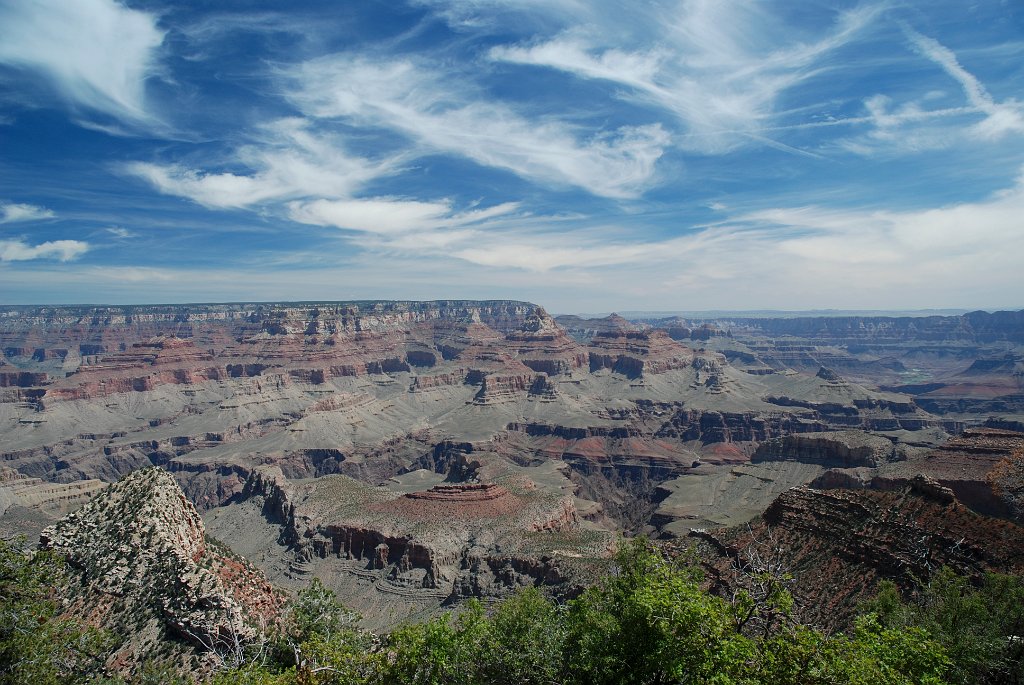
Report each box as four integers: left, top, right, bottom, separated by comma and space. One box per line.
0, 0, 1022, 313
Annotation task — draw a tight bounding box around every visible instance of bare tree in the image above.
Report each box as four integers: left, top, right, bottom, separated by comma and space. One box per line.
727, 525, 797, 639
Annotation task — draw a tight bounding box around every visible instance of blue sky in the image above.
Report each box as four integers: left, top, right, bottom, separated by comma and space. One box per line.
0, 0, 1022, 312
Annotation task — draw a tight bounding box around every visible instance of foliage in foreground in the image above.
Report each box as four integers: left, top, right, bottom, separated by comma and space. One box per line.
0, 537, 113, 685
4, 535, 1023, 684
215, 540, 955, 685
864, 568, 1024, 685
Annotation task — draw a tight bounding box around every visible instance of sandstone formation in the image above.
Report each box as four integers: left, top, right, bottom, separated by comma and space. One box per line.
0, 465, 106, 539
587, 329, 694, 378
807, 427, 1024, 523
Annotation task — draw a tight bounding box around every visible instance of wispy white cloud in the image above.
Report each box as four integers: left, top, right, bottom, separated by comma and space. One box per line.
285, 56, 669, 198
411, 0, 586, 31
125, 119, 399, 209
3, 165, 1022, 310
841, 29, 1024, 155
905, 28, 1024, 141
0, 0, 164, 126
451, 235, 662, 271
177, 11, 320, 50
0, 202, 55, 224
327, 165, 1024, 309
0, 239, 89, 262
490, 1, 881, 154
104, 227, 137, 239
288, 198, 519, 235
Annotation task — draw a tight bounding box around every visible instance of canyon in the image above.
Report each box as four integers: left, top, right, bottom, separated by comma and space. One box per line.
2, 300, 1023, 636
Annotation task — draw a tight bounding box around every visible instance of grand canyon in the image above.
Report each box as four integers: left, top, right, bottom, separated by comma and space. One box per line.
2, 301, 1022, 665
4, 0, 1023, 681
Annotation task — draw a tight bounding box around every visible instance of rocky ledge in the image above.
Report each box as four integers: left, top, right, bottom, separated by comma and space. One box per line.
752, 431, 900, 468
808, 427, 1024, 523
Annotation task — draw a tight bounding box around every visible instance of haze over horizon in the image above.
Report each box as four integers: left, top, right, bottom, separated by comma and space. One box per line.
1, 0, 1022, 312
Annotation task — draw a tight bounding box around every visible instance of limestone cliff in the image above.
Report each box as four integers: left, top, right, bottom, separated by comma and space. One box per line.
752, 431, 900, 468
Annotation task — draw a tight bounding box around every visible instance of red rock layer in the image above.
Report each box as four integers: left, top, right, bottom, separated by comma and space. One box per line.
381, 483, 520, 519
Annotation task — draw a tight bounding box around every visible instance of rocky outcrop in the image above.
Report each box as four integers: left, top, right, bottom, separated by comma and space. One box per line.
804, 427, 1024, 525
554, 313, 642, 343
587, 330, 693, 378
0, 301, 552, 403
473, 372, 547, 404
688, 483, 1024, 629
0, 466, 105, 537
906, 427, 1024, 520
0, 370, 48, 387
654, 408, 827, 443
39, 468, 283, 675
752, 431, 899, 468
505, 307, 588, 376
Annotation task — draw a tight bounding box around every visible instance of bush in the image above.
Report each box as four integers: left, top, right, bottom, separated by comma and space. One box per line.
0, 536, 113, 685
865, 569, 1024, 684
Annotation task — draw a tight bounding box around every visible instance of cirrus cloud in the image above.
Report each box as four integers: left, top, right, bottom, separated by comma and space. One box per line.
285, 56, 670, 199
0, 0, 164, 127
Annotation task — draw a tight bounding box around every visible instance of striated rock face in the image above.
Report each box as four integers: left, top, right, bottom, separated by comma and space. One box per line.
752, 431, 899, 468
891, 427, 1024, 521
811, 427, 1024, 523
653, 408, 827, 444
44, 336, 222, 401
719, 309, 1024, 345
588, 329, 694, 378
40, 468, 283, 675
815, 366, 843, 382
505, 307, 588, 376
555, 313, 642, 343
0, 301, 544, 403
0, 465, 106, 539
689, 483, 1024, 630
0, 370, 48, 387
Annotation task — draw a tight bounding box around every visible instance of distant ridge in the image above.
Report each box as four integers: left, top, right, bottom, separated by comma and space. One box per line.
614, 309, 977, 319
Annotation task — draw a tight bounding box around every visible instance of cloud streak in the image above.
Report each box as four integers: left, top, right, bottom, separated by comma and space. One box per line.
490, 1, 881, 154
840, 28, 1024, 155
288, 198, 519, 236
125, 119, 400, 209
0, 0, 164, 127
285, 56, 669, 198
905, 27, 1024, 141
